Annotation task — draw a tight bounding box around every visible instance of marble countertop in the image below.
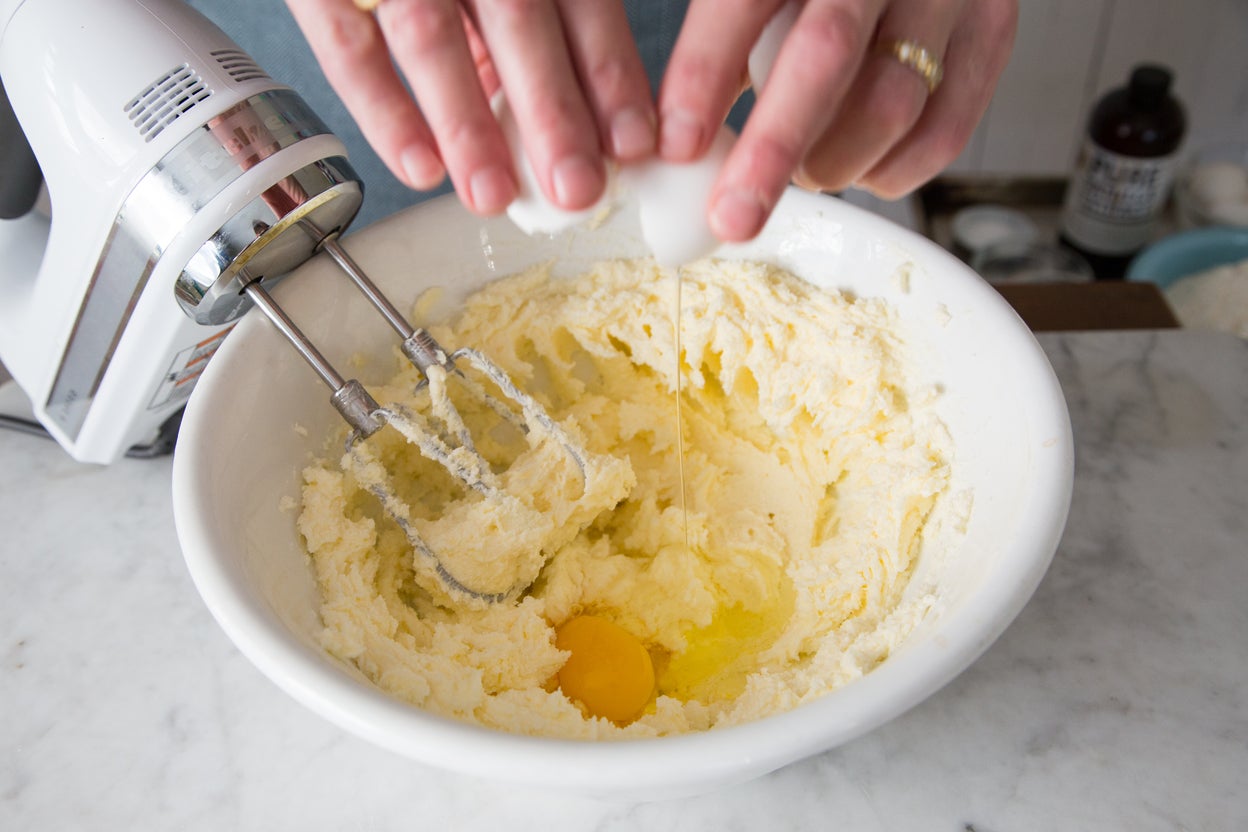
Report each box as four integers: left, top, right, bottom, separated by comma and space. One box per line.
2, 330, 1245, 831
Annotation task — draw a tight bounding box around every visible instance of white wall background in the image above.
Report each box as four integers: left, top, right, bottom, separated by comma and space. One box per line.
952, 0, 1248, 175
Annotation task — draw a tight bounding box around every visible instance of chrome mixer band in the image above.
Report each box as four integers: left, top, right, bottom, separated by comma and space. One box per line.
44, 88, 356, 440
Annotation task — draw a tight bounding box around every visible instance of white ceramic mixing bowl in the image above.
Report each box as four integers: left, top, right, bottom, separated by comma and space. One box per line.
172, 190, 1073, 800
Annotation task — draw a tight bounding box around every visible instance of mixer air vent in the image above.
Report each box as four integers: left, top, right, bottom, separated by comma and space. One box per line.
212, 49, 271, 84
124, 63, 212, 143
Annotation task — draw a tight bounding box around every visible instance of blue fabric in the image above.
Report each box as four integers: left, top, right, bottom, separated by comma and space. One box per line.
187, 0, 750, 228
624, 0, 686, 92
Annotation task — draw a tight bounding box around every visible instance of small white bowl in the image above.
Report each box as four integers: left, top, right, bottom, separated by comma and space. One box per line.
173, 190, 1073, 800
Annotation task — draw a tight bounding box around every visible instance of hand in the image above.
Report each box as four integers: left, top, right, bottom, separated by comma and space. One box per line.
658, 0, 1018, 241
283, 0, 656, 216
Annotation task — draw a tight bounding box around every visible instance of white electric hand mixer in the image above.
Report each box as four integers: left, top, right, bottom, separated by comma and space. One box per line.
0, 0, 595, 604
0, 0, 800, 603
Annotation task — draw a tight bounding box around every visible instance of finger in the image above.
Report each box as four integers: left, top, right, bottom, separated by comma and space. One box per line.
471, 0, 606, 210
858, 0, 1017, 197
377, 0, 517, 214
708, 0, 887, 241
460, 7, 500, 99
285, 0, 445, 190
797, 0, 964, 192
554, 0, 656, 161
658, 0, 786, 162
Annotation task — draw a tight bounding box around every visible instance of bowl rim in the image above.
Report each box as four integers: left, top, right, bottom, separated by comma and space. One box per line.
173, 188, 1074, 794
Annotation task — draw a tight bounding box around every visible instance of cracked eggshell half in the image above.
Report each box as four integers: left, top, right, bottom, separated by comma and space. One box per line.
493, 92, 613, 236
621, 125, 737, 268
747, 0, 801, 92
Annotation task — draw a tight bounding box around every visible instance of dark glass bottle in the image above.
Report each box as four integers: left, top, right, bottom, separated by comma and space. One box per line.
1059, 64, 1186, 280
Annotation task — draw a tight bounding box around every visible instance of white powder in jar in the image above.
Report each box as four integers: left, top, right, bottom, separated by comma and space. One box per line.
1164, 257, 1248, 338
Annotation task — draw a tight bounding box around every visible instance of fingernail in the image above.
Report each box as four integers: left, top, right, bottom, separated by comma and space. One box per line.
551, 154, 605, 209
468, 165, 516, 214
659, 109, 704, 160
400, 144, 444, 190
710, 188, 767, 240
610, 108, 656, 160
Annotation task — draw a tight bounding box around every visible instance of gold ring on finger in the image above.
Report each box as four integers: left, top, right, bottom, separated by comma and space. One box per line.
877, 38, 944, 94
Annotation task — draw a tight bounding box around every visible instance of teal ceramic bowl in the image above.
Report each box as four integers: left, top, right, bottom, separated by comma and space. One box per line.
1127, 226, 1248, 288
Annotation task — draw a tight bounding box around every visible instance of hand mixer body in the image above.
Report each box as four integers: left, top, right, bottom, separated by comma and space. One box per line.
0, 0, 363, 463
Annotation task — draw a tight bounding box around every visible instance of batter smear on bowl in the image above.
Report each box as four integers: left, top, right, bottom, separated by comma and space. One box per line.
297, 258, 956, 738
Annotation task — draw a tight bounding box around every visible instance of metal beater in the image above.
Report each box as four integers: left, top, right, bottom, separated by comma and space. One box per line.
0, 0, 599, 602
246, 223, 594, 604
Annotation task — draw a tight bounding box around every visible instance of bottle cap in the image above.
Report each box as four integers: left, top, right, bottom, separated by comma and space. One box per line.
1128, 65, 1173, 110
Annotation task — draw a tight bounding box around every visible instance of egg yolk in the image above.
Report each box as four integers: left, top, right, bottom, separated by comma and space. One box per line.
555, 615, 655, 724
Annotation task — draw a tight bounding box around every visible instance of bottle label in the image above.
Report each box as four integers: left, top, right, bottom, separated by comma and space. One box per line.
1061, 141, 1180, 255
